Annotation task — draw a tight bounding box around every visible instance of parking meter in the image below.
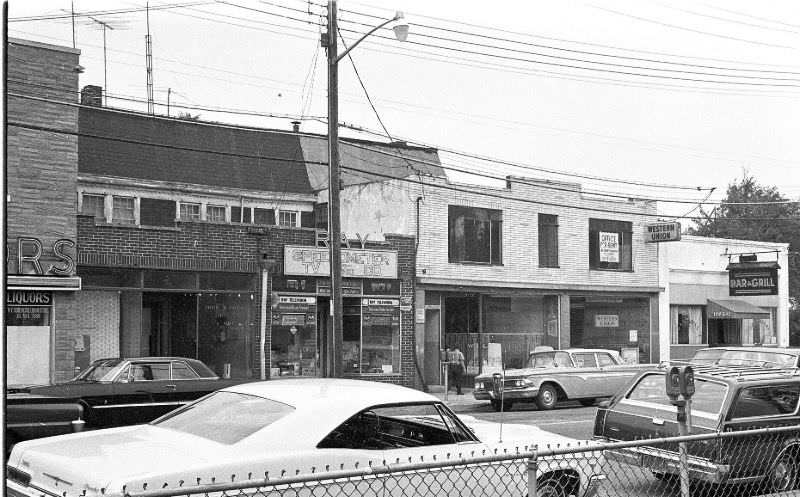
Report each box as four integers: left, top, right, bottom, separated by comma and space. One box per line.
665, 366, 681, 403
678, 365, 695, 398
492, 373, 503, 397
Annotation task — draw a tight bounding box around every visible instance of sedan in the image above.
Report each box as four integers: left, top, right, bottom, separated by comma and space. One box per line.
473, 348, 648, 411
6, 357, 252, 449
6, 379, 605, 497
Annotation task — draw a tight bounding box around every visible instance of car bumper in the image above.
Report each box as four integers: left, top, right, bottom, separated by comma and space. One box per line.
473, 388, 539, 401
604, 446, 730, 483
6, 480, 58, 497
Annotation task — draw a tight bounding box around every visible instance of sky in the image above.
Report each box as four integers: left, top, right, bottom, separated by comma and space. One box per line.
7, 0, 800, 225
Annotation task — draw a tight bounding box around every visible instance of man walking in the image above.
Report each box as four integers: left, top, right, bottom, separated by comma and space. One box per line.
447, 346, 466, 395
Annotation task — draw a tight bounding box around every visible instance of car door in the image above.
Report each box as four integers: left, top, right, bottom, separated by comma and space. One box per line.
597, 352, 639, 396
102, 361, 173, 426
720, 383, 800, 480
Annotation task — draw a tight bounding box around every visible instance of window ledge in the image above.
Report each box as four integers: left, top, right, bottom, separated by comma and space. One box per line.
94, 221, 180, 231
539, 265, 560, 269
589, 268, 634, 273
449, 261, 504, 267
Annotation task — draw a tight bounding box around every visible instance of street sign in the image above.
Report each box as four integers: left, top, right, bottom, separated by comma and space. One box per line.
645, 222, 681, 243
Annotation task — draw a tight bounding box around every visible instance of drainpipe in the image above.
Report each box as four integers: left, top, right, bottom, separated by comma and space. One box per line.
412, 196, 428, 392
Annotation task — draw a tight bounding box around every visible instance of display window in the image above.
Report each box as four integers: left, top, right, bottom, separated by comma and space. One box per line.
271, 296, 318, 377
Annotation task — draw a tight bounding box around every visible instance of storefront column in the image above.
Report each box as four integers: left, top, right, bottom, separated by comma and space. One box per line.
559, 293, 571, 349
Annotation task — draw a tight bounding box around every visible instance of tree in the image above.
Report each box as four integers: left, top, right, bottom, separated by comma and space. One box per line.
688, 173, 800, 344
177, 112, 201, 121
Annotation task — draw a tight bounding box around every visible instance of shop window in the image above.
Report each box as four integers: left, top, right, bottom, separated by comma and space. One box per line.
589, 218, 632, 271
179, 202, 201, 221
80, 267, 141, 288
140, 198, 175, 227
207, 205, 226, 222
448, 205, 502, 265
81, 193, 105, 220
670, 305, 705, 345
538, 214, 559, 268
254, 207, 275, 225
143, 270, 197, 290
112, 196, 135, 224
231, 206, 252, 224
279, 210, 298, 227
199, 273, 256, 291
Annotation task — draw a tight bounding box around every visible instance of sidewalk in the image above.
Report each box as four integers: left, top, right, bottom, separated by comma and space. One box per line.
427, 386, 485, 412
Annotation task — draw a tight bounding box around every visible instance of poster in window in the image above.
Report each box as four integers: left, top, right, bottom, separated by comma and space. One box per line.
599, 232, 619, 263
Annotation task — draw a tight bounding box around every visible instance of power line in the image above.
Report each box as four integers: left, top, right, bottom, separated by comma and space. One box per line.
336, 0, 800, 69
8, 1, 216, 22
647, 1, 800, 35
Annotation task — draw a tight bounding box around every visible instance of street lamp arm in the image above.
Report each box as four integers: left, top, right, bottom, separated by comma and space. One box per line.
334, 14, 402, 64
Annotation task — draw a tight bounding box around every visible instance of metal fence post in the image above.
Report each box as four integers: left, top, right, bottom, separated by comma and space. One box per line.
677, 402, 691, 497
527, 450, 538, 497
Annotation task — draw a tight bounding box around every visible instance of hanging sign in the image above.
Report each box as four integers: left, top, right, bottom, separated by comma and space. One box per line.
729, 266, 779, 296
645, 222, 681, 243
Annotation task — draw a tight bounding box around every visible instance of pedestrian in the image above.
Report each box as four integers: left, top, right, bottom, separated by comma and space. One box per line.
448, 346, 466, 395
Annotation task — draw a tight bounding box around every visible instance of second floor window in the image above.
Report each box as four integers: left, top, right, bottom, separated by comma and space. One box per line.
112, 196, 135, 224
82, 194, 105, 219
279, 210, 298, 227
207, 205, 225, 222
180, 202, 201, 221
448, 205, 502, 265
538, 214, 559, 268
589, 218, 632, 270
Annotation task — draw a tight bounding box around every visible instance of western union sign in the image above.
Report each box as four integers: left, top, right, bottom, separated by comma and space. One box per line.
645, 222, 681, 243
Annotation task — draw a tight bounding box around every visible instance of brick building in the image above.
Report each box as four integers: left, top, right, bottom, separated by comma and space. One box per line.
73, 101, 420, 386
6, 38, 82, 384
331, 173, 662, 386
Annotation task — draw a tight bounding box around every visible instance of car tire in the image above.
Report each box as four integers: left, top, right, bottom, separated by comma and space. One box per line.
769, 453, 799, 493
536, 384, 558, 410
652, 472, 678, 483
490, 400, 514, 412
579, 398, 595, 407
536, 476, 568, 497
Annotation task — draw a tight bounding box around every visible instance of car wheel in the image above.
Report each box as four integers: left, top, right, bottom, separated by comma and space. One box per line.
579, 398, 595, 407
536, 476, 568, 497
537, 384, 558, 410
769, 454, 799, 493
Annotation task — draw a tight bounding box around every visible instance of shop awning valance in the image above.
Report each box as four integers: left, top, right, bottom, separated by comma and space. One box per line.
6, 275, 82, 291
707, 299, 770, 319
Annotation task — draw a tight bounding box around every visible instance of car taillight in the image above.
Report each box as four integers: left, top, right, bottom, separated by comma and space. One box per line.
593, 406, 609, 437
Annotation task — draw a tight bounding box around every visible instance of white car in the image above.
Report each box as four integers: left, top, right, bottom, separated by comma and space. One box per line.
6, 379, 604, 497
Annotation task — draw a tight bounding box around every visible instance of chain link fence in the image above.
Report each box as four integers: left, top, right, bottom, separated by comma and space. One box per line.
116, 426, 800, 497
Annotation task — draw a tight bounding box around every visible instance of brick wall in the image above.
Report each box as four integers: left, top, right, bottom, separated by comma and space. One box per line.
7, 39, 82, 383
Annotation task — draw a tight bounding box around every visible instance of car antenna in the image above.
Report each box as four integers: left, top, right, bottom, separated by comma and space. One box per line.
499, 345, 505, 443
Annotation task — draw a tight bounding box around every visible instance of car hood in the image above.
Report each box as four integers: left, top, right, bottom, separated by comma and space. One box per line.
9, 425, 228, 495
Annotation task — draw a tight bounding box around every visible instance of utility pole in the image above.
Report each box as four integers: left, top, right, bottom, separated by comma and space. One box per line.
325, 0, 344, 378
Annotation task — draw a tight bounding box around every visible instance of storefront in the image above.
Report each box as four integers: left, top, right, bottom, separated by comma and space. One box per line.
569, 295, 653, 364
661, 237, 790, 360
77, 267, 258, 379
274, 244, 407, 381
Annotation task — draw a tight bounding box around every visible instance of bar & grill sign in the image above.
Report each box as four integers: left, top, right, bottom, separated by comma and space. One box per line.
729, 265, 779, 296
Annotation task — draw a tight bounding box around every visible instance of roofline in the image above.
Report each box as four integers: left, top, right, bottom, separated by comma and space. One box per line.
78, 105, 439, 153
8, 37, 81, 55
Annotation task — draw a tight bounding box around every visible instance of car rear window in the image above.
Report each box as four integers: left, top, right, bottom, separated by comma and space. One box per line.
627, 373, 728, 415
153, 391, 294, 444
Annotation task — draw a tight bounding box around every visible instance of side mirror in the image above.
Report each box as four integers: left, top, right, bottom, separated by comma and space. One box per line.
598, 400, 611, 409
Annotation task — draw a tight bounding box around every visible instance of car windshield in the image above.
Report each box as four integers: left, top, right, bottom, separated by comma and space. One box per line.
526, 351, 573, 368
627, 373, 728, 415
73, 359, 124, 381
692, 349, 797, 367
152, 391, 294, 444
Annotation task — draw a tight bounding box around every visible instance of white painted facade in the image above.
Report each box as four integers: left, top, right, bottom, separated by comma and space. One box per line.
658, 235, 790, 361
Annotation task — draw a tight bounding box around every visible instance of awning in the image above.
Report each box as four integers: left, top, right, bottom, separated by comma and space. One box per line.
707, 299, 770, 319
7, 275, 82, 291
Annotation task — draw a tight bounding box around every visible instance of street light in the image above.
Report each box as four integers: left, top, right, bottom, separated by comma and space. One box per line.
324, 1, 408, 378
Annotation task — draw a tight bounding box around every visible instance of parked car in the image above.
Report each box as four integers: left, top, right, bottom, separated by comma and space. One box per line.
473, 348, 648, 411
689, 346, 800, 367
6, 357, 252, 450
593, 363, 800, 493
6, 379, 606, 497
